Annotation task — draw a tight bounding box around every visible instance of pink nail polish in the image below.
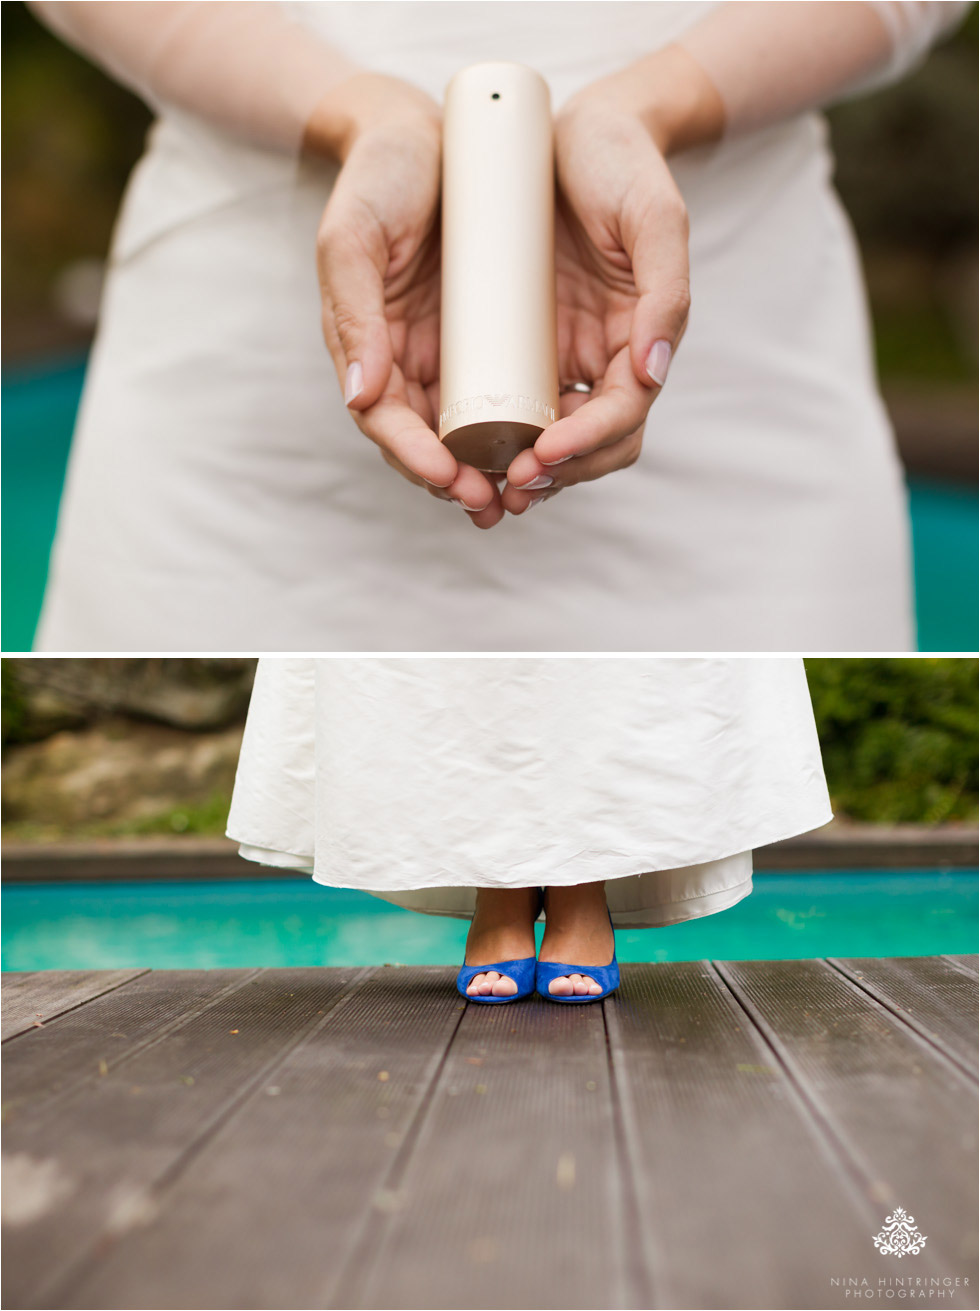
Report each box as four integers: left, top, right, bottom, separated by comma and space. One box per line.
516, 474, 554, 491
344, 361, 363, 405
644, 340, 672, 387
540, 454, 573, 467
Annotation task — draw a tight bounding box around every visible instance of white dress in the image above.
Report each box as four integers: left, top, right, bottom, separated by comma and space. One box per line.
225, 658, 832, 927
32, 1, 929, 653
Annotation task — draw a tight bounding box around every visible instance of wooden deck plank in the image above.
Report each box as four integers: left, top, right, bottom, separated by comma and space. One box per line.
605, 960, 882, 1310
1, 970, 148, 1041
3, 961, 976, 1311
831, 956, 978, 1078
945, 954, 979, 977
59, 968, 463, 1311
1, 968, 368, 1310
337, 993, 628, 1311
717, 958, 978, 1276
2, 969, 260, 1117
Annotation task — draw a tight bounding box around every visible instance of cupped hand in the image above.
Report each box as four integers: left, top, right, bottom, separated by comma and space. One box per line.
310, 73, 503, 528
503, 85, 691, 515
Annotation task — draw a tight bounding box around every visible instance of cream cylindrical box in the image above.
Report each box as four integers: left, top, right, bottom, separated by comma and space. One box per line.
439, 62, 559, 473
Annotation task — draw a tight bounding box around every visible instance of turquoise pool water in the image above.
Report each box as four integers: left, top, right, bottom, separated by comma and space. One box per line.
2, 356, 978, 651
2, 871, 976, 971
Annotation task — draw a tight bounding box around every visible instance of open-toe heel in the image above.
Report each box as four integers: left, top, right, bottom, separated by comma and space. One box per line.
456, 956, 537, 1004
457, 889, 544, 1004
535, 908, 619, 1004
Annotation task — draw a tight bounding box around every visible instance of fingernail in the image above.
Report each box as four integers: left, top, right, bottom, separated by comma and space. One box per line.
526, 495, 547, 511
644, 340, 672, 387
516, 475, 554, 491
540, 454, 573, 467
453, 499, 486, 512
344, 361, 363, 405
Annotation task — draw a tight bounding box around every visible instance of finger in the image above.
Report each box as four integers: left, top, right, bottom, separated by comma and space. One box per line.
523, 347, 651, 471
624, 165, 691, 390
356, 390, 459, 488
380, 447, 451, 495
559, 387, 593, 419
458, 479, 505, 529
380, 448, 504, 526
505, 442, 561, 492
505, 451, 560, 494
502, 389, 592, 489
444, 464, 499, 513
542, 427, 642, 489
317, 206, 393, 410
501, 485, 561, 515
502, 431, 641, 513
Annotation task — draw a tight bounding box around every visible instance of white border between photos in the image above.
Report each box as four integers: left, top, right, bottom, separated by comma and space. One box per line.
7, 650, 977, 658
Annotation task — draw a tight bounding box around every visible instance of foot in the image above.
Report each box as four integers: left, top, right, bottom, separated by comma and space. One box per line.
464, 887, 539, 997
538, 882, 614, 997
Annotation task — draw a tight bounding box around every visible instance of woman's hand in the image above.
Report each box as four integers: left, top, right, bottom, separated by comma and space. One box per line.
310, 73, 503, 527
502, 49, 722, 515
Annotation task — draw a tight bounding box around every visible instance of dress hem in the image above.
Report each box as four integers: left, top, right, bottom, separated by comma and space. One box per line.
364, 874, 757, 929
230, 804, 833, 893
233, 841, 756, 929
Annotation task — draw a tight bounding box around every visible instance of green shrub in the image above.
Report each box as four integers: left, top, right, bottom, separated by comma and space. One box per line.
1, 660, 27, 746
806, 658, 978, 823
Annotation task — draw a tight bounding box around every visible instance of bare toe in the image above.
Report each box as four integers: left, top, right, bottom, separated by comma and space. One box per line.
549, 976, 574, 996
491, 974, 518, 996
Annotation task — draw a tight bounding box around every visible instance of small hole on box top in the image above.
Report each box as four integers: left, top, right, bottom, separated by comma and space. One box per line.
491, 92, 501, 100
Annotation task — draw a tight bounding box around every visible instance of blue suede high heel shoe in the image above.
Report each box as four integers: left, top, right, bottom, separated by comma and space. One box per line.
536, 908, 619, 1004
456, 889, 543, 1004
456, 956, 537, 1004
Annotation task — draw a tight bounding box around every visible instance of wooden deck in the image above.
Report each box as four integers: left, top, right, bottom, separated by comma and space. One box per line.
2, 958, 977, 1310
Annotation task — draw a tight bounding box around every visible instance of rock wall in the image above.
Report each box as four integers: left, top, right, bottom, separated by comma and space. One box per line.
2, 659, 255, 836
2, 720, 243, 830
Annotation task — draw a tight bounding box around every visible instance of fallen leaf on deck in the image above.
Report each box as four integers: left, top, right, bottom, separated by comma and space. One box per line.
556, 1152, 576, 1190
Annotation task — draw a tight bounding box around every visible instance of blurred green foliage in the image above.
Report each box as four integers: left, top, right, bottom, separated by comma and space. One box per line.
827, 7, 978, 252
825, 6, 978, 387
1, 660, 27, 744
1, 3, 152, 341
4, 792, 234, 843
871, 300, 973, 384
806, 658, 979, 823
